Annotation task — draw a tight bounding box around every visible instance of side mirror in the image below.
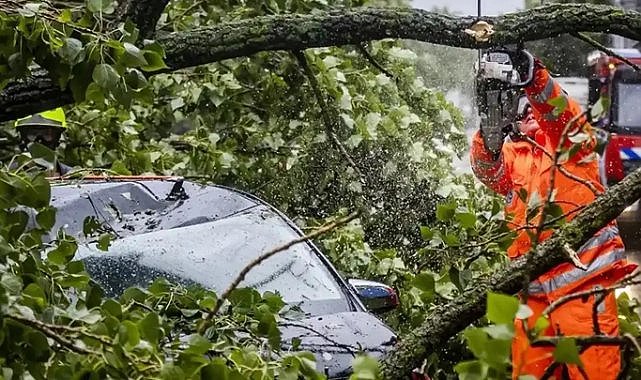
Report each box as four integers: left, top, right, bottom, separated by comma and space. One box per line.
348, 279, 399, 313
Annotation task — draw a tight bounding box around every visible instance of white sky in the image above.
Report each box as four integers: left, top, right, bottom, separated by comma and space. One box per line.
412, 0, 525, 15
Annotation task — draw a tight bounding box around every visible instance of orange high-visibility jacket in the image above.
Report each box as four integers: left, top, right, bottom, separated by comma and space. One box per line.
470, 62, 637, 299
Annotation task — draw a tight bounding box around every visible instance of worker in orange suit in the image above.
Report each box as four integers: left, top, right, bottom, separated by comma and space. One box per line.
470, 49, 638, 379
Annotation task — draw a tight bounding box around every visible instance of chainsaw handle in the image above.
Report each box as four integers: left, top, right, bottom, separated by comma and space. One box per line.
512, 49, 535, 88
483, 48, 535, 88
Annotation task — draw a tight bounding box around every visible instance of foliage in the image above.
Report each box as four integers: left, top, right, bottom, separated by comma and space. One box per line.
0, 0, 164, 104
35, 0, 469, 253
0, 162, 331, 379
1, 0, 640, 379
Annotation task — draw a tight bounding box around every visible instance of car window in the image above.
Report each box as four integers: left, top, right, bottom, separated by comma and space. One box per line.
616, 83, 641, 130
74, 205, 351, 315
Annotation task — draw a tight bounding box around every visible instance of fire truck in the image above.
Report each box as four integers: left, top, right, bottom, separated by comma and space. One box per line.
587, 48, 641, 243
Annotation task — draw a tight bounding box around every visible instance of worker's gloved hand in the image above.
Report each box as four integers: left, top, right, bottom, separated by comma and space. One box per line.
507, 49, 536, 82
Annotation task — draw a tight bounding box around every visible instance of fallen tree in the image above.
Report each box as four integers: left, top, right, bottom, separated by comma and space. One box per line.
2, 3, 641, 121
2, 0, 641, 378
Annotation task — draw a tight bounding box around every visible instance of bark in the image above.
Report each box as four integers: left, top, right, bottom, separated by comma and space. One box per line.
116, 0, 171, 40
379, 167, 641, 379
2, 3, 641, 121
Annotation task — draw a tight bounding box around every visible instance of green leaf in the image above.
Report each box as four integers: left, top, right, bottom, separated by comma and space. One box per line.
59, 38, 83, 63
482, 324, 514, 340
1, 273, 22, 296
534, 315, 550, 336
455, 212, 477, 229
92, 64, 119, 89
47, 240, 78, 265
185, 334, 211, 355
119, 321, 140, 347
454, 360, 488, 380
548, 95, 568, 117
97, 233, 111, 251
110, 160, 132, 175
23, 283, 46, 306
58, 273, 89, 288
141, 51, 167, 72
36, 206, 56, 230
87, 0, 114, 13
83, 216, 102, 237
553, 338, 583, 366
420, 226, 433, 240
29, 143, 56, 170
486, 292, 520, 325
349, 355, 380, 380
102, 299, 122, 318
436, 203, 455, 221
160, 364, 185, 379
443, 233, 460, 247
122, 42, 148, 67
85, 82, 105, 103
201, 358, 229, 380
86, 283, 104, 308
25, 330, 50, 361
413, 272, 435, 293
138, 312, 161, 344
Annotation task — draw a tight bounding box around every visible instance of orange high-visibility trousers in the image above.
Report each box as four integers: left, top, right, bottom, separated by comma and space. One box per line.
512, 283, 621, 379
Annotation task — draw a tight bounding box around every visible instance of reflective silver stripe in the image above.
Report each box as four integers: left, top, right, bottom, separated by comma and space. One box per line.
532, 78, 555, 104
528, 248, 625, 295
577, 226, 619, 253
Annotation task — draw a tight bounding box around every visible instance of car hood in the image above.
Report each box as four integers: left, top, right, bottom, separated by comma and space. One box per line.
279, 311, 396, 379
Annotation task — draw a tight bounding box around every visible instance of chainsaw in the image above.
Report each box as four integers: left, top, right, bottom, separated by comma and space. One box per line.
475, 48, 535, 159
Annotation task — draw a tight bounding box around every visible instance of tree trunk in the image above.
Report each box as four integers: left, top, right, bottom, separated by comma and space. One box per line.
2, 3, 641, 121
379, 167, 641, 378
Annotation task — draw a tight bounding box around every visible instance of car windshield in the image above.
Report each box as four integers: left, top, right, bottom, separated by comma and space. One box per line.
74, 205, 351, 316
615, 83, 641, 130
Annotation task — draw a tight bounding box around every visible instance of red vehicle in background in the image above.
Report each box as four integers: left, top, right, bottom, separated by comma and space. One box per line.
587, 48, 641, 245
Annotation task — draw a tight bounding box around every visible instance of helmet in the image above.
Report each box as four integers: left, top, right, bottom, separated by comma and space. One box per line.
14, 108, 67, 129
14, 108, 67, 151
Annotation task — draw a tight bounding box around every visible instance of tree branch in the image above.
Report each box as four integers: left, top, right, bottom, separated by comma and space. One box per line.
380, 165, 641, 379
542, 271, 641, 316
292, 50, 367, 183
3, 3, 641, 121
571, 32, 641, 73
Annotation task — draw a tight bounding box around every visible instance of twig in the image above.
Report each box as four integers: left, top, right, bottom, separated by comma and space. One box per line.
207, 212, 359, 317
571, 32, 641, 73
592, 291, 606, 335
158, 0, 206, 30
532, 108, 588, 241
356, 44, 398, 82
542, 271, 641, 316
292, 50, 367, 183
523, 135, 601, 196
7, 313, 97, 355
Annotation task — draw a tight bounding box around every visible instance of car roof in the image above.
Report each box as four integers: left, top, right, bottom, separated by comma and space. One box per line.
48, 178, 272, 242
